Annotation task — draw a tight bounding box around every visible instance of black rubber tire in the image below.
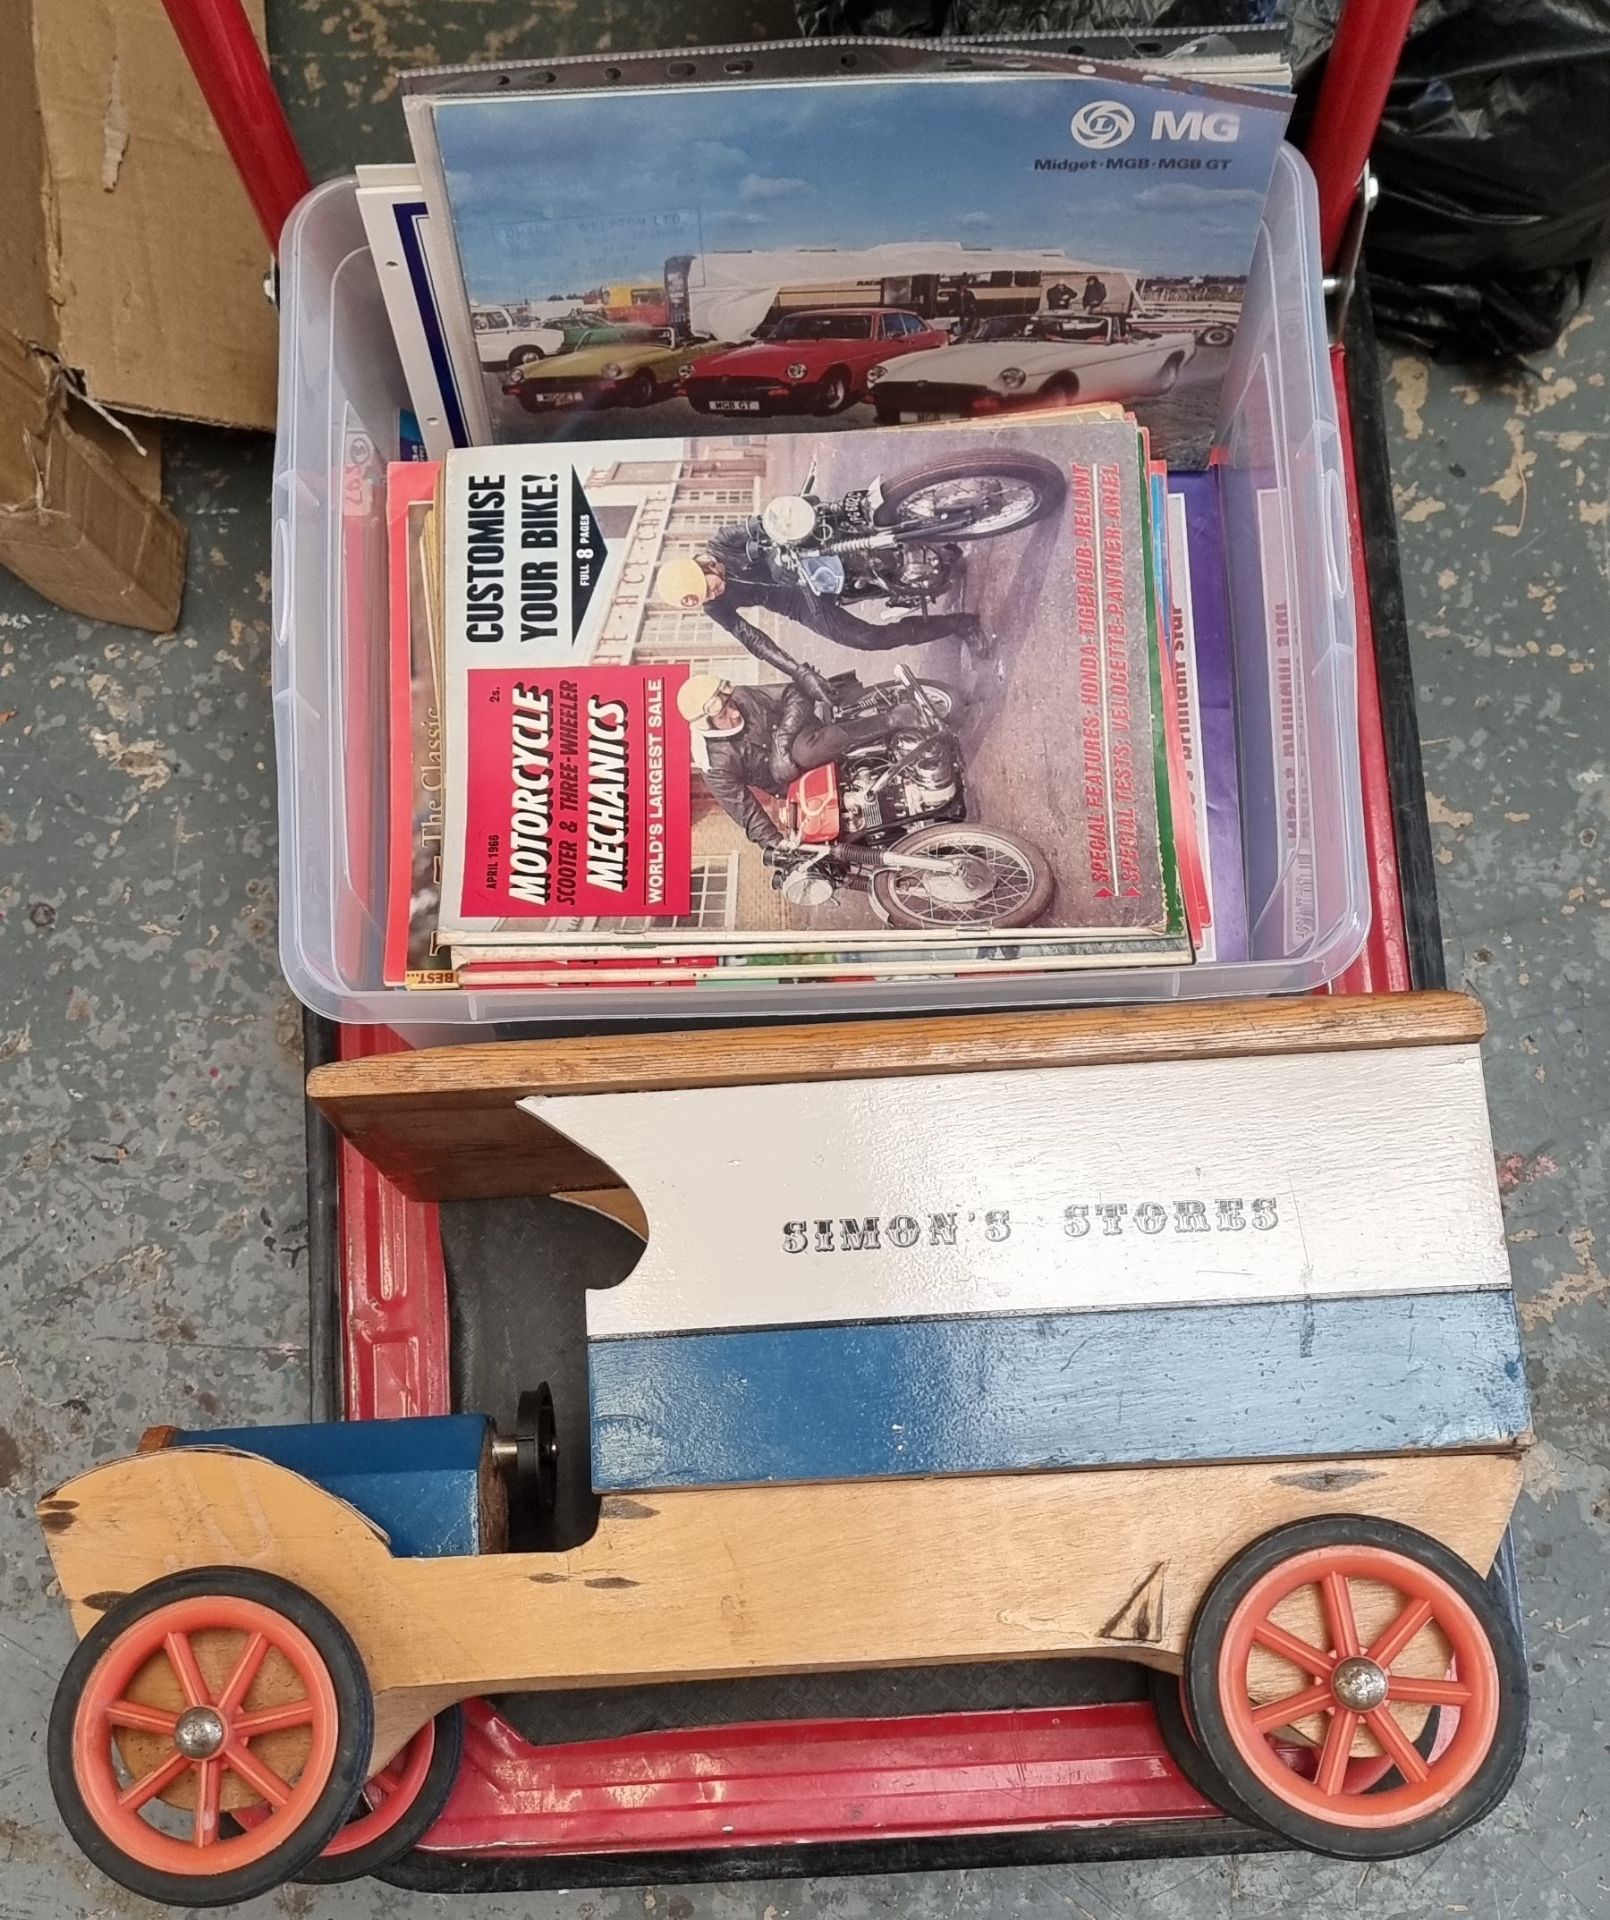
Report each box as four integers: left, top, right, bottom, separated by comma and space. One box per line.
507, 347, 544, 369
623, 370, 656, 408
1199, 324, 1234, 348
1153, 351, 1186, 395
1036, 375, 1082, 410
1147, 1668, 1270, 1827
872, 401, 903, 426
1184, 1516, 1527, 1861
871, 823, 1055, 931
295, 1706, 465, 1884
875, 451, 1067, 540
815, 367, 852, 415
49, 1567, 374, 1909
1149, 1668, 1443, 1830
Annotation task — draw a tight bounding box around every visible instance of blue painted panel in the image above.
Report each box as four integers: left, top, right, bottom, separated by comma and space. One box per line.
171, 1415, 490, 1557
589, 1293, 1529, 1493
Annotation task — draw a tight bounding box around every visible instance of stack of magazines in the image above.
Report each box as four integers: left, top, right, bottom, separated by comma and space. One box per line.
387, 408, 1247, 991
364, 38, 1291, 993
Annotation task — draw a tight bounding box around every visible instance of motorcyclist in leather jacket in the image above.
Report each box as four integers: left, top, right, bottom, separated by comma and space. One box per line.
657, 519, 982, 714
675, 674, 918, 851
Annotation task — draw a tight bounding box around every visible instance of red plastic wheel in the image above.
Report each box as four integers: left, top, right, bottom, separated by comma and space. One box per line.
1151, 1668, 1405, 1820
1280, 1737, 1399, 1796
232, 1721, 430, 1852
50, 1569, 373, 1907
1185, 1517, 1526, 1859
326, 1721, 437, 1857
1216, 1543, 1496, 1829
70, 1592, 341, 1874
231, 1706, 464, 1884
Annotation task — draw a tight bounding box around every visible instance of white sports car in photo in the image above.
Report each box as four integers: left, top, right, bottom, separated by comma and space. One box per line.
868, 316, 1197, 423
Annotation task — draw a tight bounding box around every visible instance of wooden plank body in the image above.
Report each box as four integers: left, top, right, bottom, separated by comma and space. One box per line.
167, 1415, 504, 1556
41, 1448, 1523, 1772
304, 991, 1522, 1495
544, 1043, 1510, 1336
533, 1035, 1516, 1491
589, 1293, 1529, 1491
306, 993, 1488, 1204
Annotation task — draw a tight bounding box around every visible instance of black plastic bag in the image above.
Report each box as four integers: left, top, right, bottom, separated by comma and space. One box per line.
1359, 0, 1610, 356
1365, 260, 1596, 359
798, 0, 1286, 39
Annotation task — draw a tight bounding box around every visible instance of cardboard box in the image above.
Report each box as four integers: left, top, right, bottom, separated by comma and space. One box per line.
0, 0, 278, 433
0, 0, 278, 627
0, 330, 186, 632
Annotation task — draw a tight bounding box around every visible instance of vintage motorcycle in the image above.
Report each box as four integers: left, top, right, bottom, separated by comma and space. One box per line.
756, 448, 1066, 623
763, 666, 1056, 933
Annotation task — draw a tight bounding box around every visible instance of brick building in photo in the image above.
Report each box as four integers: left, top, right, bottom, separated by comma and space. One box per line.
565, 438, 795, 937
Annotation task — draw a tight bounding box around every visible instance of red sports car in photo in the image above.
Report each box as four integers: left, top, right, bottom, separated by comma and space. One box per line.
683, 308, 950, 417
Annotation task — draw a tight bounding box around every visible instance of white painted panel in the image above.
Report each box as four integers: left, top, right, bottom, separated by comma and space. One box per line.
517, 1042, 1511, 1339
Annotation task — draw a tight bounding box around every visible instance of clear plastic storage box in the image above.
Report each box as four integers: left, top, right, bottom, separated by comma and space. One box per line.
272, 144, 1365, 1031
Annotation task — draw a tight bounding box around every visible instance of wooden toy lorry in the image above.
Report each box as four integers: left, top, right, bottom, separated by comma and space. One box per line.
39, 995, 1531, 1905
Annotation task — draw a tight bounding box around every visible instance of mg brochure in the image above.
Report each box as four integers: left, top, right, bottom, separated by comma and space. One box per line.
403, 54, 1291, 466
431, 416, 1186, 977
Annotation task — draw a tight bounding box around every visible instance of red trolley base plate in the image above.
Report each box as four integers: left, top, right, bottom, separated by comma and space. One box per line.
423, 1700, 1219, 1858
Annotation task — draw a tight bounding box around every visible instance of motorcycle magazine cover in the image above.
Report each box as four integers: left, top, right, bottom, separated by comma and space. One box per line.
423, 416, 1191, 985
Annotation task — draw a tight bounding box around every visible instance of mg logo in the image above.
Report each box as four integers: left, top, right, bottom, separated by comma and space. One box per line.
1151, 108, 1241, 143
1070, 100, 1135, 150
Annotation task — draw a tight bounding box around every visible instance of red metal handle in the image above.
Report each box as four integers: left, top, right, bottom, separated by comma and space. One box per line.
158, 0, 312, 251
1305, 0, 1417, 268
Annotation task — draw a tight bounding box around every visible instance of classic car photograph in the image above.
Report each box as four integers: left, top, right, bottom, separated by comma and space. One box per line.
431, 72, 1286, 455
471, 304, 571, 373
682, 308, 950, 417
475, 309, 656, 370
501, 326, 728, 413
867, 316, 1199, 423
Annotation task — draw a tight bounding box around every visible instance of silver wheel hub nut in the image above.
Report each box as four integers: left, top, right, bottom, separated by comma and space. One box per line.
173, 1705, 227, 1759
1331, 1656, 1390, 1712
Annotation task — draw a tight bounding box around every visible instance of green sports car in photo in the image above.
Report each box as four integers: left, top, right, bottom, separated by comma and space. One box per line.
502, 326, 728, 412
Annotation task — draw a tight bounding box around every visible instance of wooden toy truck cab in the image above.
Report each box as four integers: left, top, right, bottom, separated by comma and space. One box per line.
39, 996, 1531, 1907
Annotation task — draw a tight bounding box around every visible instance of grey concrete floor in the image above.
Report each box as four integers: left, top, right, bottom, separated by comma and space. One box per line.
1, 12, 1608, 1919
